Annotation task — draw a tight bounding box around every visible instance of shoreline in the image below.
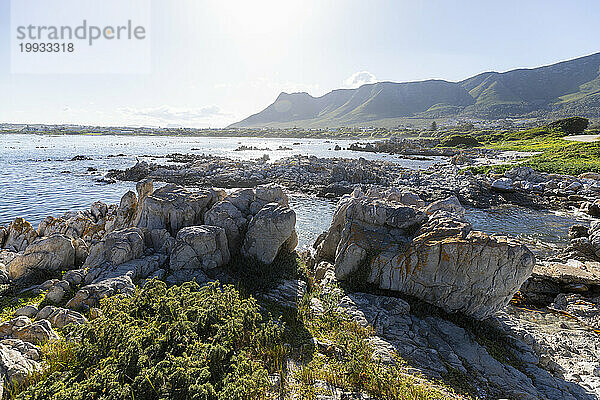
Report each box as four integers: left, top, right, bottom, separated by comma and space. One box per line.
1, 121, 600, 398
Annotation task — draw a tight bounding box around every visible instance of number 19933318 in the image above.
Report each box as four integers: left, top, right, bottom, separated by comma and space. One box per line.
19, 42, 74, 52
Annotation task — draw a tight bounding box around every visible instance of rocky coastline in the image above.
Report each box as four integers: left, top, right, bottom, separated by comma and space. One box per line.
1, 139, 600, 398
106, 152, 600, 213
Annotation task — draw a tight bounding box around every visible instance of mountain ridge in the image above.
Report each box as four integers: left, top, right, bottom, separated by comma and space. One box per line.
230, 52, 600, 128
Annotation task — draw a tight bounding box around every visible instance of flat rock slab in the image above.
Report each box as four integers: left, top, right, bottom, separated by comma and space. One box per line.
533, 260, 600, 286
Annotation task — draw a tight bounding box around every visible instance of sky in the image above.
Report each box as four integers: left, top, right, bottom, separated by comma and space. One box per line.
1, 0, 600, 128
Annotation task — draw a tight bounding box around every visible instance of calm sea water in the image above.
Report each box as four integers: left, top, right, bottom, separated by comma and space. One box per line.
0, 134, 436, 247
0, 133, 586, 248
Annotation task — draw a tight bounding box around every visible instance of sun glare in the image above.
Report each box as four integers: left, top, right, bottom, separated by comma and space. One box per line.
207, 1, 309, 38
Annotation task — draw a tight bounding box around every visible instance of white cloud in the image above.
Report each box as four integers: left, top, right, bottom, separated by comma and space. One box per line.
119, 105, 234, 128
343, 71, 377, 88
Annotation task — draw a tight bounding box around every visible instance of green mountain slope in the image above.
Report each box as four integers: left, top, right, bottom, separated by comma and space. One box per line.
230, 52, 600, 128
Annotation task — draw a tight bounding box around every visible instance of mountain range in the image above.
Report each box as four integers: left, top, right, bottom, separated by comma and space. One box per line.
230, 52, 600, 128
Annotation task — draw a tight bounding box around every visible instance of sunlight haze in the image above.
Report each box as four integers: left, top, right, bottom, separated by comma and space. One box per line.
2, 0, 599, 127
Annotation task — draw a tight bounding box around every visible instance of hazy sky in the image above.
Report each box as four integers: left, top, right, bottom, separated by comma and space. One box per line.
2, 0, 600, 128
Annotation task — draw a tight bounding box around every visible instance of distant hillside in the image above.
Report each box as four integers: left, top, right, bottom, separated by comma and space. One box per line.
230, 52, 600, 128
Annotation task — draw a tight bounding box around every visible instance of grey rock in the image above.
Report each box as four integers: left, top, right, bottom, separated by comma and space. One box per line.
318, 190, 534, 320
170, 225, 230, 271
135, 184, 224, 236
84, 253, 167, 285
424, 195, 464, 217
0, 339, 42, 391
336, 290, 594, 399
36, 306, 87, 329
259, 279, 307, 309
242, 203, 297, 264
85, 227, 145, 268
204, 185, 290, 257
0, 317, 59, 344
13, 305, 38, 319
66, 275, 135, 311
149, 229, 175, 254
8, 234, 76, 280
164, 269, 211, 286
63, 269, 85, 287
90, 201, 108, 222
2, 218, 37, 252
0, 269, 8, 285
44, 280, 71, 304
492, 177, 515, 192
37, 211, 98, 241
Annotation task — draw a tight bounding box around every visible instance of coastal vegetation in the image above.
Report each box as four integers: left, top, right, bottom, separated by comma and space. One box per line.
7, 271, 459, 400
477, 117, 600, 175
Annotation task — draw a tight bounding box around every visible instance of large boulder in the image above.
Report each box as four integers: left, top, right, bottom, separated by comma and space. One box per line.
36, 306, 88, 329
135, 184, 224, 236
0, 317, 59, 344
84, 254, 166, 285
8, 234, 76, 280
2, 218, 37, 252
37, 212, 97, 240
316, 190, 535, 320
204, 200, 247, 255
242, 203, 297, 264
84, 228, 145, 268
204, 185, 292, 257
170, 226, 230, 271
0, 339, 42, 393
133, 179, 154, 223
66, 275, 135, 311
314, 188, 425, 263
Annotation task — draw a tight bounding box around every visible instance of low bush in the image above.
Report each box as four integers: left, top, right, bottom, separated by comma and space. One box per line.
440, 135, 480, 148
14, 280, 285, 400
547, 116, 589, 135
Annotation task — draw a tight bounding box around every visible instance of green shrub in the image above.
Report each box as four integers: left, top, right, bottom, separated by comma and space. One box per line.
547, 116, 589, 135
440, 135, 480, 148
14, 280, 284, 400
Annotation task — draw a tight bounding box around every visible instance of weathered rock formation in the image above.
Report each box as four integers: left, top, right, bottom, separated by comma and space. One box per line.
135, 183, 224, 235
170, 226, 230, 271
8, 234, 76, 280
85, 228, 145, 269
315, 189, 535, 319
2, 219, 37, 253
242, 203, 297, 264
0, 339, 42, 395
